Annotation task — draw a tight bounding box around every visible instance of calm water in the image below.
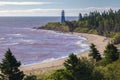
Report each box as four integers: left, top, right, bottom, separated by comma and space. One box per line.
0, 17, 89, 65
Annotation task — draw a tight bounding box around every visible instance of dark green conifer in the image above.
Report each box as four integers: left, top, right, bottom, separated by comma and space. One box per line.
64, 54, 93, 80
89, 44, 101, 61
0, 49, 24, 80
104, 43, 119, 63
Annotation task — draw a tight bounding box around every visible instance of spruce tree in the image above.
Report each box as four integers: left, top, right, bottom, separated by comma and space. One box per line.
0, 49, 24, 80
64, 54, 94, 80
104, 43, 119, 63
89, 44, 101, 61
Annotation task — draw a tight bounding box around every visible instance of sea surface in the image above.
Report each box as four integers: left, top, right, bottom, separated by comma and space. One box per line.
0, 17, 89, 65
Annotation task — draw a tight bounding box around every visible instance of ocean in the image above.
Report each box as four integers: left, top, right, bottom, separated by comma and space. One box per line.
0, 17, 89, 65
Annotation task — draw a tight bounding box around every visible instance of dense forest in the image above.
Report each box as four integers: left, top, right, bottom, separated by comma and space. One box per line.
39, 9, 120, 44
73, 9, 120, 44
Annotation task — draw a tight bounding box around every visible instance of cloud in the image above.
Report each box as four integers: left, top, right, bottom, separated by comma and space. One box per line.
0, 7, 119, 16
0, 9, 61, 12
0, 1, 53, 6
0, 9, 62, 16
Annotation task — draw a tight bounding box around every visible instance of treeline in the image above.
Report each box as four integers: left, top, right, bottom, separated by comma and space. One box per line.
71, 9, 120, 44
78, 9, 120, 33
0, 43, 120, 80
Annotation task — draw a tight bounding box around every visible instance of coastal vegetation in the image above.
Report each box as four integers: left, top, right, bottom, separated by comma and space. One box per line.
37, 22, 69, 32
39, 9, 120, 44
0, 43, 120, 80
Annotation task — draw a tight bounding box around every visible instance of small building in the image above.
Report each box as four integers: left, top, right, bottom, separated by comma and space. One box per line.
61, 10, 65, 23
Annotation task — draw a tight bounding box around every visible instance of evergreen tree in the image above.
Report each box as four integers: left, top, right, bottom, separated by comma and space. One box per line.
64, 54, 93, 80
64, 53, 80, 72
89, 44, 101, 61
104, 43, 119, 63
47, 54, 105, 80
0, 49, 24, 80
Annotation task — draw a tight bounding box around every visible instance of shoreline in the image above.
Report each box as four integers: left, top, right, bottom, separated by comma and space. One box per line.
20, 32, 109, 74
21, 30, 89, 67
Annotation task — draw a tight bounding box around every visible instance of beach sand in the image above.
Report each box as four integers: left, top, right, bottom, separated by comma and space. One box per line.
20, 33, 109, 74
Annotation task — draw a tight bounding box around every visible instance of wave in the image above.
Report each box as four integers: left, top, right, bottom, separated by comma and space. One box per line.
41, 58, 58, 63
75, 40, 89, 48
0, 37, 5, 40
81, 43, 89, 47
22, 47, 90, 66
78, 36, 87, 40
22, 56, 68, 66
19, 39, 36, 44
7, 33, 24, 37
3, 42, 19, 46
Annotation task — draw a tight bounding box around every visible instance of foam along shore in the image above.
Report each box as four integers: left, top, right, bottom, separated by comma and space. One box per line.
20, 33, 109, 74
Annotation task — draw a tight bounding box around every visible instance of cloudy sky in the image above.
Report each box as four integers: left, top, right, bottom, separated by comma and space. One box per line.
0, 0, 120, 16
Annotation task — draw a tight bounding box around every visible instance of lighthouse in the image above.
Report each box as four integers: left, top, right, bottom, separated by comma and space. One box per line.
61, 10, 65, 23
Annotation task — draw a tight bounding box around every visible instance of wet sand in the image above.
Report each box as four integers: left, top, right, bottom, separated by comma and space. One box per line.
20, 33, 109, 74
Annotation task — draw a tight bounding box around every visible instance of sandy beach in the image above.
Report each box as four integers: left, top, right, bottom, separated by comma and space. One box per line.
20, 33, 109, 74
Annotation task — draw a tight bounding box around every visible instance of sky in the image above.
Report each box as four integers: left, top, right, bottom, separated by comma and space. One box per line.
0, 0, 120, 16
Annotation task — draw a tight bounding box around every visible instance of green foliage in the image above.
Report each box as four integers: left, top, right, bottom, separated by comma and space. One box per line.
46, 54, 105, 80
64, 54, 80, 72
92, 69, 105, 80
64, 54, 104, 80
88, 29, 98, 34
46, 69, 73, 80
89, 44, 101, 61
76, 10, 120, 44
0, 49, 24, 80
74, 27, 89, 33
23, 74, 37, 80
35, 73, 47, 80
110, 32, 120, 44
103, 59, 120, 80
43, 22, 69, 32
96, 58, 108, 66
104, 43, 119, 63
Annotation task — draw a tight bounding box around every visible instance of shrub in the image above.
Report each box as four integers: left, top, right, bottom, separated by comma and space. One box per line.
74, 27, 89, 33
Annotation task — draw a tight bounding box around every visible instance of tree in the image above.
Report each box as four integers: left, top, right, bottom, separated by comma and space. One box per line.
64, 54, 97, 80
64, 54, 80, 72
89, 44, 101, 61
47, 54, 104, 80
0, 49, 24, 80
104, 43, 119, 63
